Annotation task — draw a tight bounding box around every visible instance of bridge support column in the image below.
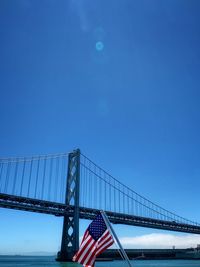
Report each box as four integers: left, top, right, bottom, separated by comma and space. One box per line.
56, 149, 80, 261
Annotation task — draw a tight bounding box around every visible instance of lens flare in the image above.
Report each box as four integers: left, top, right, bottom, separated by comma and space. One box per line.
95, 41, 104, 51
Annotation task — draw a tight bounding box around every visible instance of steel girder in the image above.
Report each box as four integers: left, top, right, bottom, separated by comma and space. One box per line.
1, 192, 200, 234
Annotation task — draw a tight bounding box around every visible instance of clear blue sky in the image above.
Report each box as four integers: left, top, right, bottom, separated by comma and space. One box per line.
1, 0, 200, 254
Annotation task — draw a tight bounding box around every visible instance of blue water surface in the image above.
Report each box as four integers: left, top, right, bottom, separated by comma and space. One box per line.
0, 256, 200, 267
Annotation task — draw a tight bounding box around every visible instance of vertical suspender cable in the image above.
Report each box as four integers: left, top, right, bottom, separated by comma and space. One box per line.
27, 158, 33, 197
89, 160, 91, 208
58, 157, 62, 203
127, 189, 130, 214
123, 186, 125, 214
87, 161, 89, 208
94, 164, 96, 209
109, 175, 111, 211
83, 157, 86, 207
104, 172, 106, 211
0, 162, 3, 192
80, 159, 83, 206
114, 179, 116, 212
60, 157, 65, 203
136, 194, 138, 216
142, 199, 144, 217
4, 162, 11, 193
83, 160, 86, 207
41, 157, 47, 200
84, 158, 87, 207
99, 168, 101, 210
34, 157, 40, 199
12, 159, 18, 195
132, 191, 134, 215
119, 185, 121, 213
63, 155, 68, 203
54, 157, 59, 202
20, 159, 26, 196
92, 162, 94, 208
48, 157, 53, 201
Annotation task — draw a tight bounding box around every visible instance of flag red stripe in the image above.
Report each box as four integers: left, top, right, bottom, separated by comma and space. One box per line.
80, 241, 96, 265
97, 230, 113, 250
96, 236, 113, 252
73, 234, 93, 262
78, 238, 95, 264
73, 213, 114, 267
80, 229, 89, 246
98, 230, 110, 246
84, 242, 98, 266
96, 238, 114, 257
96, 231, 114, 257
73, 232, 90, 261
82, 231, 114, 266
86, 231, 114, 265
73, 237, 90, 261
82, 231, 110, 265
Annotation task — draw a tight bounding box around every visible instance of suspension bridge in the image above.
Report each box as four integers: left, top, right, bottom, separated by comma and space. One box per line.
0, 149, 200, 261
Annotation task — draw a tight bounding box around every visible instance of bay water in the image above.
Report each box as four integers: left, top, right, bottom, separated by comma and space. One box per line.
1, 256, 200, 267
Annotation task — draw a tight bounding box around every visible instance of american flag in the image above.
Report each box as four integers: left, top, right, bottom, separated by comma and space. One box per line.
73, 212, 114, 267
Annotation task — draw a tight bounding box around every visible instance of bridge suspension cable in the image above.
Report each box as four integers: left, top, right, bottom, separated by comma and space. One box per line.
0, 150, 199, 228
0, 152, 69, 203
80, 153, 199, 226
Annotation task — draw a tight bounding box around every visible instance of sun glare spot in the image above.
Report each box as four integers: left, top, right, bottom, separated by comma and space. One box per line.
95, 41, 104, 51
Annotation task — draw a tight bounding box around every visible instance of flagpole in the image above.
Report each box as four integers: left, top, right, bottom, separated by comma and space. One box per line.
100, 211, 133, 267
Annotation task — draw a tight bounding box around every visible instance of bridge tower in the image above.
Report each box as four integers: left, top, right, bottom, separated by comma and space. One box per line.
56, 149, 80, 261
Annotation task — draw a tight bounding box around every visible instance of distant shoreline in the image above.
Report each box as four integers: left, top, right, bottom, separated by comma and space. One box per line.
97, 248, 200, 260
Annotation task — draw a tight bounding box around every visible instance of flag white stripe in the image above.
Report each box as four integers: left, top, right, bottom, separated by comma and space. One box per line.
79, 232, 91, 249
83, 240, 97, 265
73, 213, 115, 267
96, 237, 114, 256
88, 256, 96, 267
83, 242, 97, 266
97, 236, 113, 252
97, 237, 111, 254
78, 237, 95, 263
74, 234, 92, 261
75, 235, 93, 262
98, 235, 113, 250
84, 231, 113, 266
97, 230, 114, 250
80, 230, 89, 245
98, 230, 111, 247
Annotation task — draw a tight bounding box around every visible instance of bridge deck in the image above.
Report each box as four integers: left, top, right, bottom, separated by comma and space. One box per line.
1, 193, 200, 234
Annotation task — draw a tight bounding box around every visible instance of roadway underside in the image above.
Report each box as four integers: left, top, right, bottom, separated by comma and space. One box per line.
0, 193, 200, 234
